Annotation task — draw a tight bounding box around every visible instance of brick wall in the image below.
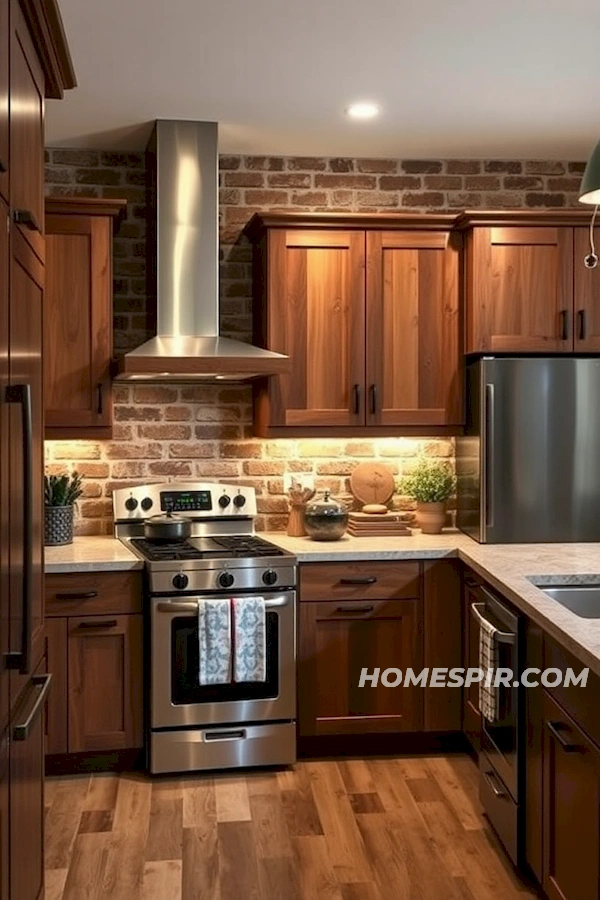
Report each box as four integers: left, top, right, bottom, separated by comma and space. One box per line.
44, 151, 584, 534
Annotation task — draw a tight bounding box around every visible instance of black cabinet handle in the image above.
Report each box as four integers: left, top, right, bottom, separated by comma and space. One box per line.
547, 720, 581, 752
335, 605, 375, 614
97, 382, 103, 415
13, 209, 41, 233
13, 675, 52, 741
5, 385, 33, 675
55, 591, 98, 601
578, 309, 587, 341
0, 159, 6, 173
369, 384, 378, 415
352, 383, 361, 415
77, 619, 118, 629
559, 309, 570, 341
483, 770, 506, 798
339, 577, 377, 585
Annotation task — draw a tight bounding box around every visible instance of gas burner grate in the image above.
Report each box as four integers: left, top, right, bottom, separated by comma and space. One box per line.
131, 539, 205, 561
210, 536, 286, 557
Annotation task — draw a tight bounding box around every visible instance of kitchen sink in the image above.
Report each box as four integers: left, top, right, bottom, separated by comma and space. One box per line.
538, 584, 600, 618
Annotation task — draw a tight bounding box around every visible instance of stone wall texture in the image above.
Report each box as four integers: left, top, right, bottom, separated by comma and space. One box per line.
44, 150, 584, 533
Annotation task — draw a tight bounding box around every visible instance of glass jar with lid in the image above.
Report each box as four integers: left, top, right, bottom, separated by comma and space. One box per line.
304, 490, 348, 541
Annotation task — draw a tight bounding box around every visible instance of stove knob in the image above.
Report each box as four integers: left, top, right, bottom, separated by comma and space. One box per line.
125, 496, 138, 512
218, 571, 235, 589
262, 569, 278, 586
172, 573, 189, 591
141, 497, 153, 511
233, 493, 246, 508
219, 494, 231, 509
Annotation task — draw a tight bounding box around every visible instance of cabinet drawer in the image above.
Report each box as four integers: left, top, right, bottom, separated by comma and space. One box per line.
543, 636, 600, 749
300, 561, 420, 602
45, 571, 143, 616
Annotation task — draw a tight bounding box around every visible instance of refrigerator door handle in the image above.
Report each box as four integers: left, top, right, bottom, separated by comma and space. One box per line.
485, 383, 495, 531
5, 383, 33, 674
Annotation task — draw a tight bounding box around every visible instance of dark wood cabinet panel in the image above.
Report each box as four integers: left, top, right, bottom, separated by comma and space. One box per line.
256, 228, 366, 429
524, 620, 543, 885
0, 198, 9, 739
0, 0, 8, 203
465, 226, 573, 353
422, 560, 462, 732
574, 227, 600, 352
67, 614, 143, 753
298, 597, 422, 737
462, 576, 481, 752
45, 617, 67, 755
0, 735, 8, 900
10, 0, 45, 262
45, 570, 143, 617
44, 198, 125, 438
542, 690, 600, 900
299, 560, 420, 603
366, 230, 462, 426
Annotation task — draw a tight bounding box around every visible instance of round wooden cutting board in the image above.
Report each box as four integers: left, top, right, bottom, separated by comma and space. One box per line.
350, 462, 395, 511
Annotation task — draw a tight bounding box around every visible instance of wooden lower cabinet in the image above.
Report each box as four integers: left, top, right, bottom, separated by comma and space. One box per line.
462, 573, 482, 751
542, 690, 600, 900
298, 597, 422, 737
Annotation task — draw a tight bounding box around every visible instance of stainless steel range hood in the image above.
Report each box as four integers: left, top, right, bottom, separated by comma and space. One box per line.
116, 120, 289, 381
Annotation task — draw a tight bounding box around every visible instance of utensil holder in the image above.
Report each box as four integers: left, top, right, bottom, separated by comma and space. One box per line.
287, 502, 307, 537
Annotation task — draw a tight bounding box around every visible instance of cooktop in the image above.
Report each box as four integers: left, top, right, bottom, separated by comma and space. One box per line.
130, 535, 287, 563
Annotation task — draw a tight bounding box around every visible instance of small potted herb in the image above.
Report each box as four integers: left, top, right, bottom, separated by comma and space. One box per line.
401, 459, 456, 534
44, 472, 83, 546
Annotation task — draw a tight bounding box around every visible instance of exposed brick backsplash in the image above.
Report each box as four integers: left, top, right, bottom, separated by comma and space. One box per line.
44, 149, 585, 534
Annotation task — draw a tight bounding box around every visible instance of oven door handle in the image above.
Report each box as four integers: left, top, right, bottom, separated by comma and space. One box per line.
470, 602, 516, 645
156, 596, 290, 614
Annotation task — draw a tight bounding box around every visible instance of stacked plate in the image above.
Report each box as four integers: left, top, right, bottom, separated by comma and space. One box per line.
347, 512, 411, 537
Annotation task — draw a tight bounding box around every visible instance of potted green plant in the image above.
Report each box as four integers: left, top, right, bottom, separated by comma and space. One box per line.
44, 472, 83, 546
401, 459, 456, 535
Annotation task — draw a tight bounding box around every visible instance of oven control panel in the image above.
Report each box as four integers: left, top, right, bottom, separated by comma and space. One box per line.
113, 482, 257, 521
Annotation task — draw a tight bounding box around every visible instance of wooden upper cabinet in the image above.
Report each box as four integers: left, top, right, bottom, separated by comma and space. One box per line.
0, 0, 8, 203
250, 213, 462, 436
574, 226, 600, 352
258, 227, 366, 429
366, 228, 462, 426
44, 197, 126, 439
10, 0, 45, 262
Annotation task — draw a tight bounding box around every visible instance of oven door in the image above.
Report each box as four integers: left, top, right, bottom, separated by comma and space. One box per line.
151, 592, 296, 729
472, 587, 521, 799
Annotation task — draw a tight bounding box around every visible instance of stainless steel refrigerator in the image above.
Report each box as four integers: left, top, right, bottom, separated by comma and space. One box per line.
456, 357, 600, 543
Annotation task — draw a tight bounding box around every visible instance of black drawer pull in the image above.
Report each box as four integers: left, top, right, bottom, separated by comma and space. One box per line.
339, 577, 377, 585
55, 591, 98, 601
77, 619, 118, 629
13, 208, 41, 232
335, 605, 374, 614
0, 159, 6, 173
13, 675, 52, 741
547, 720, 581, 752
483, 770, 506, 799
97, 382, 103, 415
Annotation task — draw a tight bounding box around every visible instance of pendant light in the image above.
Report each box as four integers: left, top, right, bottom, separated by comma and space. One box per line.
579, 140, 600, 269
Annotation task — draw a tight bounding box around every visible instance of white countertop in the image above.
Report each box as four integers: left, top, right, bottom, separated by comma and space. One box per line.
44, 536, 143, 574
265, 531, 600, 679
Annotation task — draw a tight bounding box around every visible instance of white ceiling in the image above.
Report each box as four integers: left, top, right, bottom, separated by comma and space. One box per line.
46, 0, 600, 159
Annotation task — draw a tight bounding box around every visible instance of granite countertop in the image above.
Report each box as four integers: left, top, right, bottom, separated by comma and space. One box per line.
44, 536, 143, 574
265, 531, 600, 679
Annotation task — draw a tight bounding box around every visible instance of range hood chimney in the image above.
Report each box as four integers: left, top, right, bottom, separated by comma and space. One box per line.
116, 120, 289, 381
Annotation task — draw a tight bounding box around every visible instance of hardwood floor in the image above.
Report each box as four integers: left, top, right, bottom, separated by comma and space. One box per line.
45, 754, 538, 900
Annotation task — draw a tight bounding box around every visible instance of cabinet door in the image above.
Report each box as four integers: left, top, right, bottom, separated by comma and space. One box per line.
0, 730, 8, 900
10, 0, 45, 262
0, 0, 8, 202
366, 230, 462, 426
264, 229, 365, 428
68, 614, 143, 752
10, 664, 48, 900
462, 578, 481, 751
0, 199, 9, 737
298, 598, 422, 737
574, 227, 600, 352
543, 690, 600, 900
9, 231, 44, 708
45, 213, 113, 434
45, 617, 67, 755
466, 226, 573, 353
423, 560, 461, 731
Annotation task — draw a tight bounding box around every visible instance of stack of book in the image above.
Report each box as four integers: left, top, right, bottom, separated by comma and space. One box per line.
347, 512, 412, 537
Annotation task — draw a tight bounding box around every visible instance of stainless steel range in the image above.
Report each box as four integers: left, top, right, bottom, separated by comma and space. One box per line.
113, 482, 297, 775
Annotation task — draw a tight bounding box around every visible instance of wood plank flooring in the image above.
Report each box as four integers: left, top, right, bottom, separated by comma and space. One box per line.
45, 754, 539, 900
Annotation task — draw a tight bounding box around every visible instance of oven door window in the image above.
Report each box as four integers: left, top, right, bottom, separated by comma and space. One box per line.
171, 612, 279, 704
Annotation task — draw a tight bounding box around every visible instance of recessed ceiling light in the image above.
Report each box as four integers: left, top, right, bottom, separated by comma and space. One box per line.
346, 102, 381, 120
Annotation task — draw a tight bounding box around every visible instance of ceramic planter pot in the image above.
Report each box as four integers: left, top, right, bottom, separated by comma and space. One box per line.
416, 501, 446, 535
44, 505, 74, 546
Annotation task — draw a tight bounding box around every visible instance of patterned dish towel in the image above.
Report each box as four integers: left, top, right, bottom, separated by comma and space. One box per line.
478, 613, 499, 722
232, 596, 266, 683
198, 598, 232, 685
